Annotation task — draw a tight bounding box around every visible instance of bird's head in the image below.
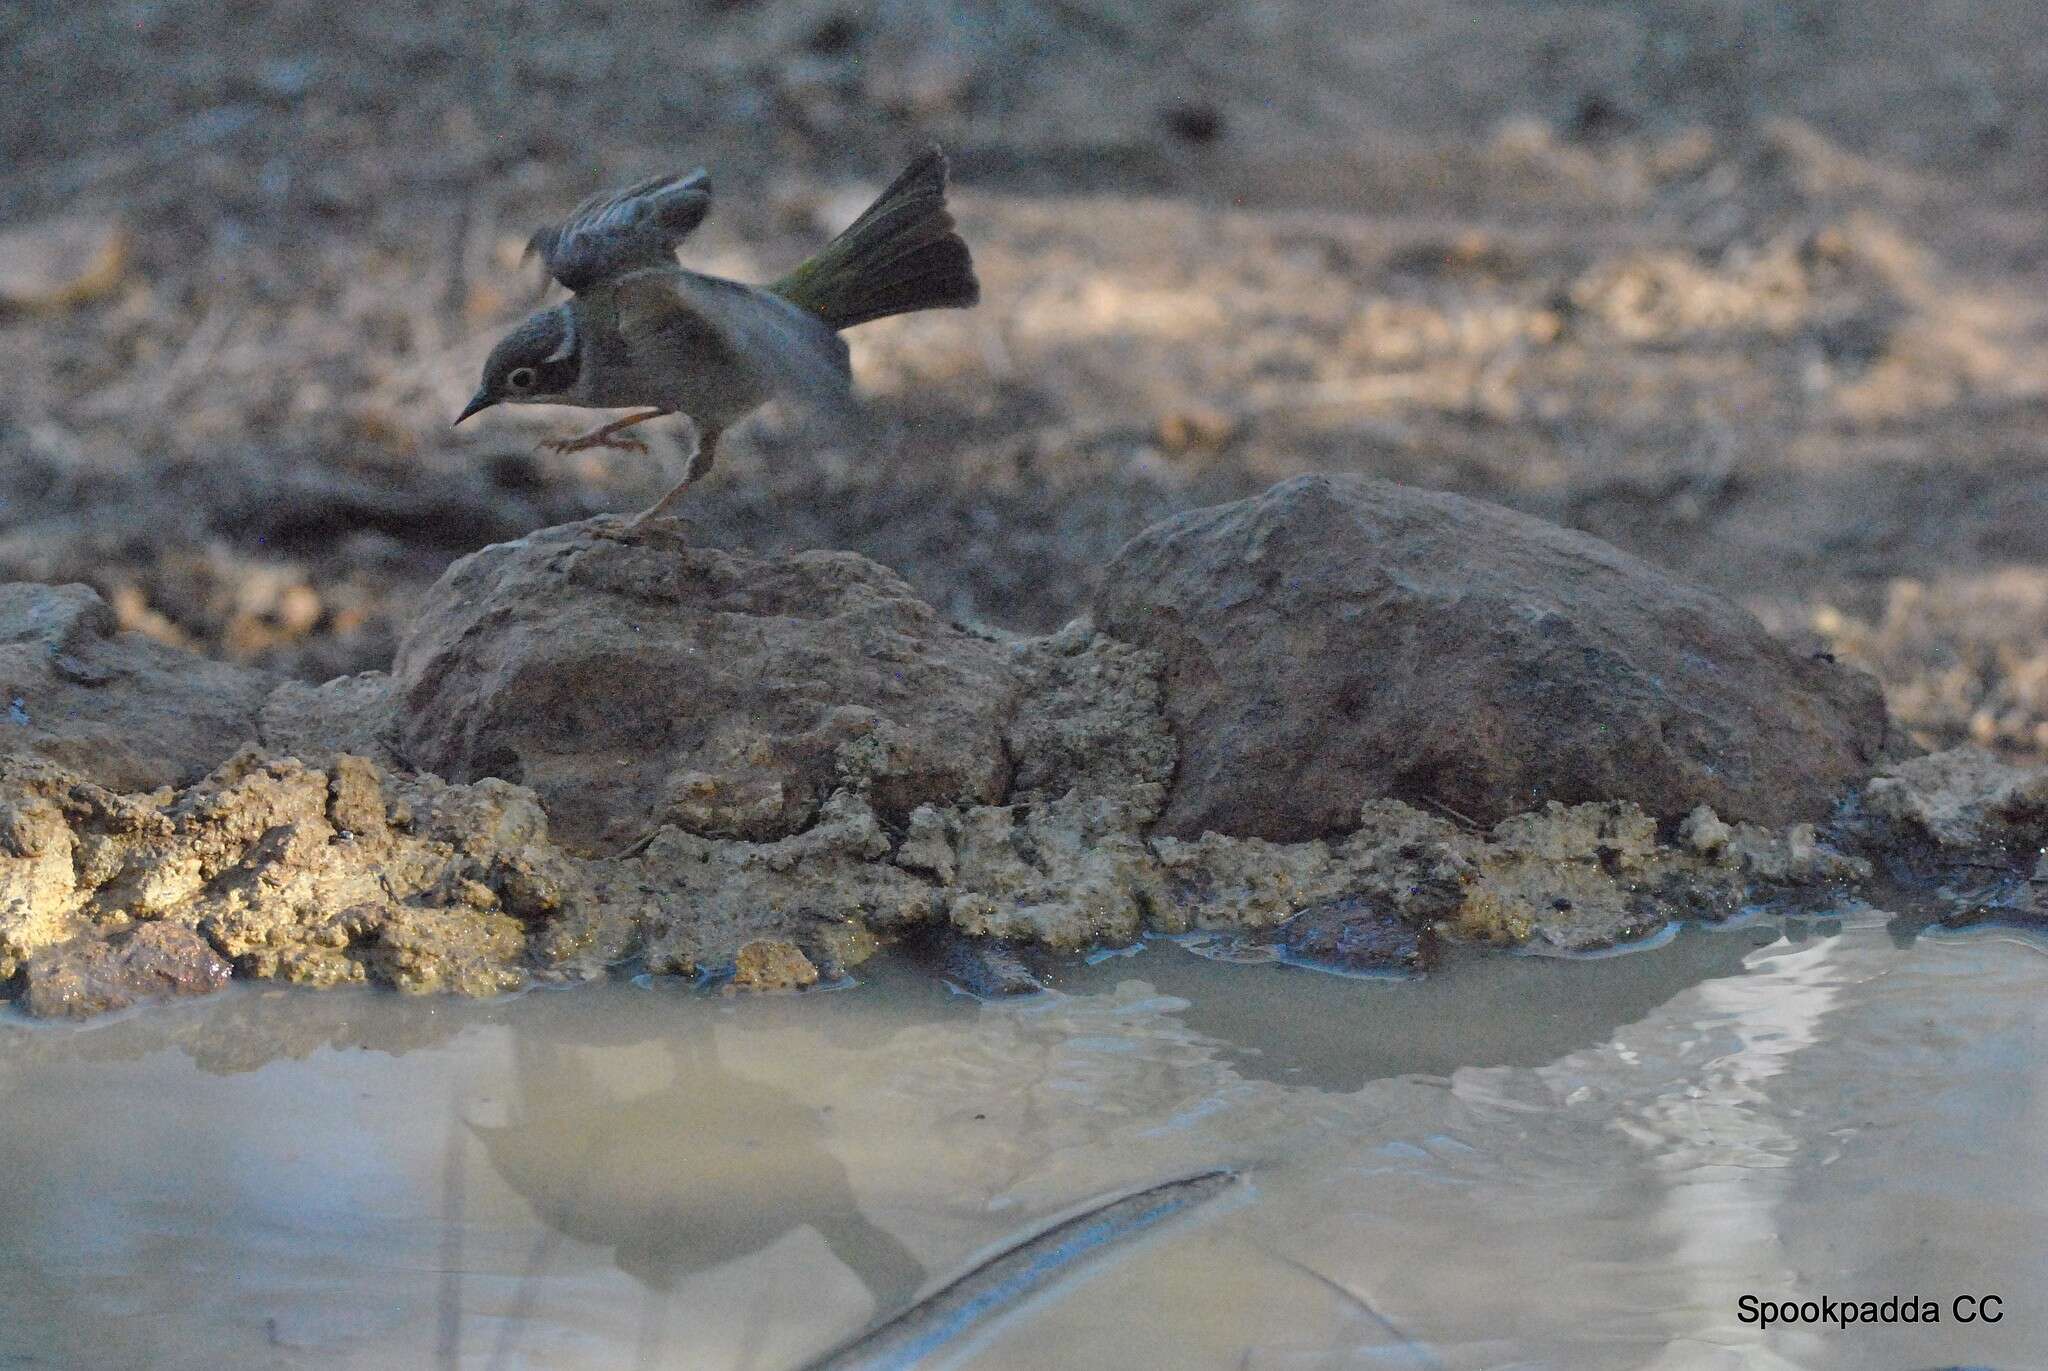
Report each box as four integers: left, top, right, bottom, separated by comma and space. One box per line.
456, 306, 580, 424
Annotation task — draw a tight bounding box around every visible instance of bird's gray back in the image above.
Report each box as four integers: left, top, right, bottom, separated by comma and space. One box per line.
587, 269, 852, 428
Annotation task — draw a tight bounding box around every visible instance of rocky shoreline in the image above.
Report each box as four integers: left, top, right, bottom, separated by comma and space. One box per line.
5, 476, 2044, 1018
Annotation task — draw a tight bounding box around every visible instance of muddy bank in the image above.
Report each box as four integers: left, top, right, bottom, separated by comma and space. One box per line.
6, 477, 2044, 1018
0, 739, 1929, 1018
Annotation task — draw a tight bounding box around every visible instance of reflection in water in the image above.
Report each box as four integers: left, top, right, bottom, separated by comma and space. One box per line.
1613, 934, 1847, 1371
2, 921, 2046, 1370
1064, 925, 1771, 1091
470, 998, 928, 1369
0, 972, 970, 1371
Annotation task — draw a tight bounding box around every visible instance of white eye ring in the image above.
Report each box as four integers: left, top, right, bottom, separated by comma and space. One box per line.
508, 366, 536, 390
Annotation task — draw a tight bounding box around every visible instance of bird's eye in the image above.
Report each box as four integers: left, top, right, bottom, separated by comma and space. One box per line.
507, 367, 537, 390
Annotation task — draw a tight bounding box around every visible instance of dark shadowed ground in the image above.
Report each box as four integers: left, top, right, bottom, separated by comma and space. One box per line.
3, 0, 2044, 757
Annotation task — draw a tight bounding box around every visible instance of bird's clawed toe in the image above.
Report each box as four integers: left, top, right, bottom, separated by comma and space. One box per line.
624, 510, 697, 538
540, 432, 653, 456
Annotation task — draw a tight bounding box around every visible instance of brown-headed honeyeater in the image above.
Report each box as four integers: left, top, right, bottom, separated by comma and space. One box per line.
457, 146, 978, 524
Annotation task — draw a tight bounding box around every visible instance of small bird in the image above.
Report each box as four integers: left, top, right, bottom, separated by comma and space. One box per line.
456, 146, 979, 524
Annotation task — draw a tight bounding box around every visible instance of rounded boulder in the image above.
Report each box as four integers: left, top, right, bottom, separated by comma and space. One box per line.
1094, 475, 1891, 840
395, 520, 1021, 851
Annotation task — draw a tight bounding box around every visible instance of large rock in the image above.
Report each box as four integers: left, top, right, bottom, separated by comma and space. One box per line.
0, 582, 274, 792
393, 519, 1022, 851
1095, 475, 1891, 839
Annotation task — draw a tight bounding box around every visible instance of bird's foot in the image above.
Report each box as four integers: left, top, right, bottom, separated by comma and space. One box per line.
624, 507, 698, 536
584, 512, 638, 542
542, 431, 650, 456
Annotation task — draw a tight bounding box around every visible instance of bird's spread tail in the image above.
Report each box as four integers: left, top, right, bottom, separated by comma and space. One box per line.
772, 146, 979, 331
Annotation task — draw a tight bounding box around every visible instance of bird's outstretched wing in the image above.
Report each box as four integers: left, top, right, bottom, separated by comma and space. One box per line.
614, 269, 856, 419
527, 170, 713, 291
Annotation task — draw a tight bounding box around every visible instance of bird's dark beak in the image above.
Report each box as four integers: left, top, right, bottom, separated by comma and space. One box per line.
454, 390, 496, 426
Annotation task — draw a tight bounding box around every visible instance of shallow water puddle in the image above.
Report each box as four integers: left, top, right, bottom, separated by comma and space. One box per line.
3, 914, 2044, 1370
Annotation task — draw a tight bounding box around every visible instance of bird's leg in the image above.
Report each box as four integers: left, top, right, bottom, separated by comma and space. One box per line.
629, 426, 720, 528
542, 409, 665, 455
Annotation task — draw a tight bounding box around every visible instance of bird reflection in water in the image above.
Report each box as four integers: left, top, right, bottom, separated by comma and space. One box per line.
447, 993, 928, 1371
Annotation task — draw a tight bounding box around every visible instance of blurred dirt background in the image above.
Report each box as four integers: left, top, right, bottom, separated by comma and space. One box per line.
2, 0, 2044, 761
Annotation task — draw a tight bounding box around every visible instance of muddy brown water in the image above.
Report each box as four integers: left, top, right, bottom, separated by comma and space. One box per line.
3, 914, 2043, 1370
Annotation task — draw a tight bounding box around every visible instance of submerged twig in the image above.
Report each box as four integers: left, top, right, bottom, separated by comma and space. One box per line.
807, 1168, 1240, 1371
